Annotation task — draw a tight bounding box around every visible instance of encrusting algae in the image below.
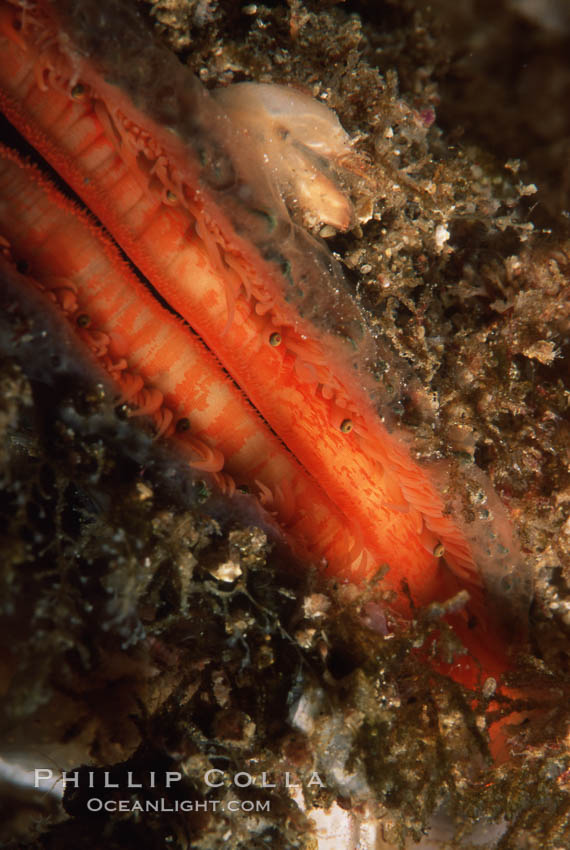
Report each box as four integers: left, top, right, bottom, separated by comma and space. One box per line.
0, 1, 569, 848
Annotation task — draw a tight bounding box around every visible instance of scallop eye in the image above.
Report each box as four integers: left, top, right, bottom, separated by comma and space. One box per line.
76, 313, 91, 327
175, 417, 191, 433
269, 332, 282, 347
340, 418, 353, 433
71, 83, 87, 100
